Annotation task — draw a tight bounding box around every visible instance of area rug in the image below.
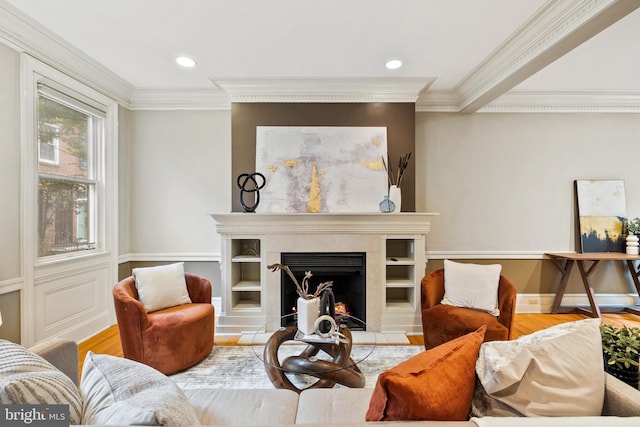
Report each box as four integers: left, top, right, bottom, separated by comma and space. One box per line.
170, 345, 423, 390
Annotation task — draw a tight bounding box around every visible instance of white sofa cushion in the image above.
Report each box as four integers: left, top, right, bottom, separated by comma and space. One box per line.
471, 416, 640, 427
81, 351, 199, 426
474, 318, 605, 417
184, 388, 299, 426
133, 262, 191, 312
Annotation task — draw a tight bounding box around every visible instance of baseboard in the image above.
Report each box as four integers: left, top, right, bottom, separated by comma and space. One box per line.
515, 293, 640, 313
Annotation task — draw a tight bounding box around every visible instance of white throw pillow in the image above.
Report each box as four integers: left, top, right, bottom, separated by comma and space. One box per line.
133, 262, 191, 312
474, 318, 605, 417
81, 352, 200, 426
442, 259, 501, 316
0, 339, 82, 424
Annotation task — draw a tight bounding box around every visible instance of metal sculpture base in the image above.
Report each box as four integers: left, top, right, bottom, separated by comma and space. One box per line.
263, 325, 365, 393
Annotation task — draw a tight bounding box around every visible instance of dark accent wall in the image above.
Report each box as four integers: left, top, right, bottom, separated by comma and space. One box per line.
231, 103, 415, 212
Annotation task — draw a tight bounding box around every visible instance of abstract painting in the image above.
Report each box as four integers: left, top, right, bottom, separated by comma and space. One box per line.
255, 126, 388, 213
575, 179, 627, 253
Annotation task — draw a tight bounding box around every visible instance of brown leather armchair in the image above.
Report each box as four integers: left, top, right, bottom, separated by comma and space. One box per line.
420, 268, 516, 350
113, 273, 214, 374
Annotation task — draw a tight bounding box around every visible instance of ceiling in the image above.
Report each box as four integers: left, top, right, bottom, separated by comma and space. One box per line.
2, 0, 639, 111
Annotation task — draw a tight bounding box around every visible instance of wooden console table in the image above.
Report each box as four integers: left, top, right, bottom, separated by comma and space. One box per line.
545, 252, 640, 318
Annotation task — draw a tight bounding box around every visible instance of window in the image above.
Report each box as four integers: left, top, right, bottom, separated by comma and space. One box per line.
38, 123, 59, 164
36, 83, 104, 258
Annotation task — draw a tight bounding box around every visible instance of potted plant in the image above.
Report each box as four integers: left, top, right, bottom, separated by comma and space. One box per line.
600, 323, 640, 388
624, 217, 640, 254
625, 217, 640, 236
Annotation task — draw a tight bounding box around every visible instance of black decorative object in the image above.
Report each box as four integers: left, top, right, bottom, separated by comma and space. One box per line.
318, 288, 336, 335
237, 172, 266, 213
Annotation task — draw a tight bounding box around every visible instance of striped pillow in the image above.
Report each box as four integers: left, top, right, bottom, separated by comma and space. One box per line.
81, 352, 200, 426
0, 339, 82, 424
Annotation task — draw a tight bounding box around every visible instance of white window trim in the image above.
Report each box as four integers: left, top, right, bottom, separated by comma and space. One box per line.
20, 54, 118, 345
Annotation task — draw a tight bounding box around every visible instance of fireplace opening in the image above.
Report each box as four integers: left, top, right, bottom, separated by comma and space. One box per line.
280, 252, 366, 330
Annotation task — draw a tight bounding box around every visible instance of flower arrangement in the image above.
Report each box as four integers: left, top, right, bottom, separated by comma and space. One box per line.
268, 263, 333, 299
626, 217, 640, 235
381, 152, 412, 188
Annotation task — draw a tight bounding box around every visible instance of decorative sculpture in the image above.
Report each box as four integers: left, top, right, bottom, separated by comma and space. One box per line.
263, 325, 365, 393
318, 288, 336, 335
237, 172, 266, 212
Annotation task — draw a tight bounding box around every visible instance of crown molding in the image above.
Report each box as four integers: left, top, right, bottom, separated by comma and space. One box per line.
479, 90, 640, 113
129, 88, 230, 110
211, 77, 434, 103
456, 0, 640, 113
415, 91, 460, 112
3, 0, 638, 113
0, 1, 133, 106
416, 89, 640, 113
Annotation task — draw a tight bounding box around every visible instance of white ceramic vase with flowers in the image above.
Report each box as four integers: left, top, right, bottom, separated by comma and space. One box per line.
268, 263, 333, 335
625, 217, 640, 255
381, 152, 411, 213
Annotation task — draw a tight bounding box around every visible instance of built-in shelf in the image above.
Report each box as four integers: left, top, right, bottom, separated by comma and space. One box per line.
386, 257, 414, 264
228, 238, 262, 311
385, 279, 415, 287
385, 299, 415, 310
384, 238, 419, 310
232, 255, 261, 262
231, 281, 261, 291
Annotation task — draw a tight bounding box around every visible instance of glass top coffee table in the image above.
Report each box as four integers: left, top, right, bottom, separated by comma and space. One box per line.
251, 313, 376, 393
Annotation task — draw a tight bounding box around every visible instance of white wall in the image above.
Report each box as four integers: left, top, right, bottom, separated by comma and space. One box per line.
118, 106, 132, 256
0, 42, 20, 280
128, 110, 231, 255
416, 112, 640, 254
0, 41, 21, 342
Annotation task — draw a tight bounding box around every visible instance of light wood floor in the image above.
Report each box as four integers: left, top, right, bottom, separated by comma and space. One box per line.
78, 313, 640, 378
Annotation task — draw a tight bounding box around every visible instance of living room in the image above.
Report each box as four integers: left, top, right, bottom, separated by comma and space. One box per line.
1, 0, 640, 350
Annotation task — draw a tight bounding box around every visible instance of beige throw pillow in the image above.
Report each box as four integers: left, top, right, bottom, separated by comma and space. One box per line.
81, 352, 200, 426
442, 259, 501, 316
474, 318, 605, 417
133, 262, 191, 312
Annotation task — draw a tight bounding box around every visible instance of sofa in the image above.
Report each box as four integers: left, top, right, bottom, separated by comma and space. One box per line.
6, 336, 640, 426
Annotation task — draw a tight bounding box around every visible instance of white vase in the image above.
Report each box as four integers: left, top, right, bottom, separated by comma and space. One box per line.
627, 234, 639, 255
388, 185, 401, 213
297, 297, 320, 335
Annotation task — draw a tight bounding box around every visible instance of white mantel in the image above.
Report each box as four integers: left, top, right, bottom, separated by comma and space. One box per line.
211, 212, 437, 234
210, 212, 438, 334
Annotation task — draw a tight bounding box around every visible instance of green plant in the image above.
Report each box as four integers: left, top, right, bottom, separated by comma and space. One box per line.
601, 324, 640, 370
625, 217, 640, 235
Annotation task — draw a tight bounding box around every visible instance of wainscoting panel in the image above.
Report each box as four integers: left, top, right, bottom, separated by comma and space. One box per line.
33, 258, 112, 343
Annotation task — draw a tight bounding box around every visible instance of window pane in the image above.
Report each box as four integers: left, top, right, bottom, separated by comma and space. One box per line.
38, 97, 90, 178
38, 179, 94, 257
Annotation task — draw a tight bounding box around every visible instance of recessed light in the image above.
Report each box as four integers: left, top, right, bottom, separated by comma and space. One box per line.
176, 56, 196, 68
385, 59, 402, 70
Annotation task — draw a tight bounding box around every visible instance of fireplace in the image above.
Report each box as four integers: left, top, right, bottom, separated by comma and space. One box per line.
280, 252, 366, 329
211, 212, 435, 334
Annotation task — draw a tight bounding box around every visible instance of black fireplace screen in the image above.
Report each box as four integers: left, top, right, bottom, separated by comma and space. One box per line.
280, 252, 366, 329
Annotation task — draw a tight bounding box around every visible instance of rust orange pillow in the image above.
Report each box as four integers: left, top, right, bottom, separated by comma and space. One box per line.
365, 325, 486, 421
